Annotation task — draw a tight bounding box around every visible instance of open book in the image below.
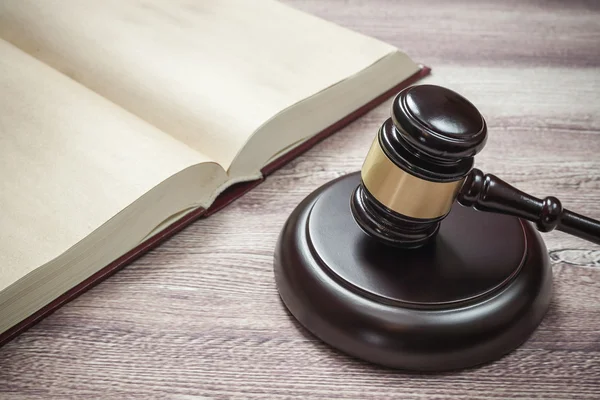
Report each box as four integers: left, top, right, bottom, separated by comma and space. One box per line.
0, 0, 428, 344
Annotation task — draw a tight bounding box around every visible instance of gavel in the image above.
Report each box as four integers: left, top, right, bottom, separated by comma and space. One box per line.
274, 84, 600, 372
351, 84, 600, 248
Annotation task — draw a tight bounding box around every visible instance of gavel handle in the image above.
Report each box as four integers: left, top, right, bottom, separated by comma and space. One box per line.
458, 168, 600, 245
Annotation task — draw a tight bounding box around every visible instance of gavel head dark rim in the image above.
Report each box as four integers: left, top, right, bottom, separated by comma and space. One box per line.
391, 84, 488, 160
350, 183, 444, 248
379, 118, 473, 183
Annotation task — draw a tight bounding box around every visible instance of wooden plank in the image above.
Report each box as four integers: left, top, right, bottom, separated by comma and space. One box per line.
287, 0, 600, 68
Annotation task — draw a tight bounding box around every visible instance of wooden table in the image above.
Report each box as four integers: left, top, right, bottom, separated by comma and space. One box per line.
2, 1, 599, 398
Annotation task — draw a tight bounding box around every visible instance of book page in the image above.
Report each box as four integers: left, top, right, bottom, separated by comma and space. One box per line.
0, 0, 396, 170
0, 39, 219, 292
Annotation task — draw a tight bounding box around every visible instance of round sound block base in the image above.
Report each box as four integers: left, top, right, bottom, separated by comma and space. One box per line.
274, 172, 553, 371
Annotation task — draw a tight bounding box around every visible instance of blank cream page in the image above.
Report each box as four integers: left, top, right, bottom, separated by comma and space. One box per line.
0, 40, 211, 292
0, 0, 396, 170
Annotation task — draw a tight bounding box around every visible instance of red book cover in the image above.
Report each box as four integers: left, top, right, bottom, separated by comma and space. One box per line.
0, 65, 430, 347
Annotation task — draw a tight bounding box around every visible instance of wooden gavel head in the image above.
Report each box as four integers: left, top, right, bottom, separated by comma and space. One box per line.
351, 84, 488, 248
351, 84, 600, 247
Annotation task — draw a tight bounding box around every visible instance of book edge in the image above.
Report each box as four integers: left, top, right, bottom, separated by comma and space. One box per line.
0, 65, 430, 347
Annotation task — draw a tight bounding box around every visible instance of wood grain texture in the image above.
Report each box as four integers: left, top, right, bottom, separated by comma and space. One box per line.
1, 0, 600, 398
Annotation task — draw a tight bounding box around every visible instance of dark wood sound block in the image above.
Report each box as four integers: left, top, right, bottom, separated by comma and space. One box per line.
274, 172, 553, 371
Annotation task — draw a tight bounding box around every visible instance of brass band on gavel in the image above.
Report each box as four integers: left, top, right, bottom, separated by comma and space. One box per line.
360, 137, 465, 220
